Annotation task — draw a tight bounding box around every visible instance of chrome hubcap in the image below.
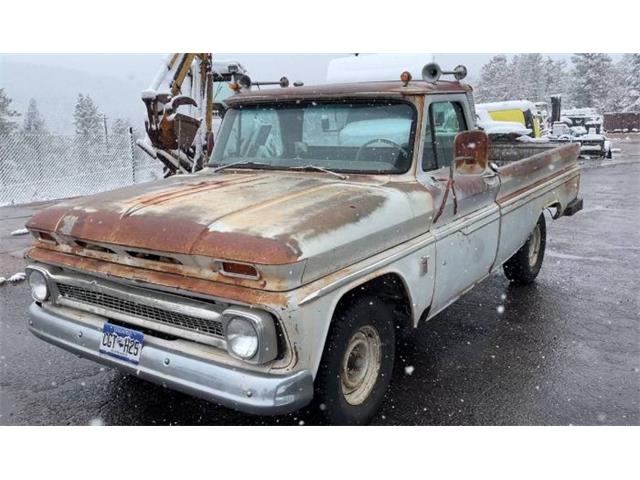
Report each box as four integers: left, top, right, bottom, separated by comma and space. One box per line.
340, 325, 381, 406
528, 225, 542, 267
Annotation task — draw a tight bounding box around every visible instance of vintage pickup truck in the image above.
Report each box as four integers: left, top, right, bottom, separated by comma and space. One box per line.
24, 65, 583, 424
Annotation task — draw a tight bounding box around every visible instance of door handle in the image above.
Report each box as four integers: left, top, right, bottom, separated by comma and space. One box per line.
482, 171, 498, 179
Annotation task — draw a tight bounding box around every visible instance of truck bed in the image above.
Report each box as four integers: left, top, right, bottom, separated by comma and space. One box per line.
489, 141, 567, 164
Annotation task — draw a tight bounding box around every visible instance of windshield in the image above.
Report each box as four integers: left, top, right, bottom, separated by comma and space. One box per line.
210, 100, 416, 174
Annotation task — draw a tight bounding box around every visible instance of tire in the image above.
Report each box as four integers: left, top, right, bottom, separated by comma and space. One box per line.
503, 214, 546, 285
314, 295, 396, 425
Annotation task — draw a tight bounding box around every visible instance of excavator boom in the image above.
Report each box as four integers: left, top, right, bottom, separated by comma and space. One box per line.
138, 53, 298, 177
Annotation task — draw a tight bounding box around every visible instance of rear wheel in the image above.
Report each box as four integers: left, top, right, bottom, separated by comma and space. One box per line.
503, 214, 546, 285
314, 296, 396, 425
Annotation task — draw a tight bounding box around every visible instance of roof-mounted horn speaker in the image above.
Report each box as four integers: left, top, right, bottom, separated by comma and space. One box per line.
451, 65, 468, 80
422, 63, 468, 83
422, 63, 441, 83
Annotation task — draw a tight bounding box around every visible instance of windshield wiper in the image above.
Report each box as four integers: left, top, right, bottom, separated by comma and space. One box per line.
211, 161, 272, 173
290, 165, 348, 180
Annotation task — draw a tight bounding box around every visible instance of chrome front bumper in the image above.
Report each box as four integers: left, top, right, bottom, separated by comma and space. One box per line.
28, 302, 314, 415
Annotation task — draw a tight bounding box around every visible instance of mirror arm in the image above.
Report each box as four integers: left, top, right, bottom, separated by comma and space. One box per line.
433, 162, 457, 222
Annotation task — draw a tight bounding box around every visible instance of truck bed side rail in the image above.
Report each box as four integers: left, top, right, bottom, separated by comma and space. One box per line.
495, 142, 581, 208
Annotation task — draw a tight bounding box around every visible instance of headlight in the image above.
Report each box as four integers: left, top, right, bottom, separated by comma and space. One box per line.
27, 269, 49, 301
222, 307, 279, 364
226, 317, 259, 359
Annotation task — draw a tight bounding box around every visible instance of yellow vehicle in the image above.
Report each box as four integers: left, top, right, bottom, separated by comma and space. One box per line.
476, 100, 542, 138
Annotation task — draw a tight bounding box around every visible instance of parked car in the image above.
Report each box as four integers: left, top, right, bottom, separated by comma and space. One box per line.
24, 65, 583, 424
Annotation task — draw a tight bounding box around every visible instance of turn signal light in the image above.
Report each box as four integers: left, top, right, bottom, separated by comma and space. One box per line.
400, 71, 412, 86
221, 262, 259, 278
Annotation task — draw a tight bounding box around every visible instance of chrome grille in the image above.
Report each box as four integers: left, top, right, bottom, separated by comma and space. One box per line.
56, 283, 224, 338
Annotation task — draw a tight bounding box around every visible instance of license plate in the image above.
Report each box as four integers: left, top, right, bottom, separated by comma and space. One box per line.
99, 323, 143, 364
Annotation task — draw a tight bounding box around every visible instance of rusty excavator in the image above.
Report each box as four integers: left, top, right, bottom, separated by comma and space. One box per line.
138, 53, 295, 177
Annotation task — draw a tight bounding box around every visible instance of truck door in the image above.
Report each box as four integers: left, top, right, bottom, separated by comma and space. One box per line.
418, 97, 501, 316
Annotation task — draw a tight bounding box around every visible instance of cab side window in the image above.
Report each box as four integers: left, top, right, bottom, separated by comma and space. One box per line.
422, 101, 468, 171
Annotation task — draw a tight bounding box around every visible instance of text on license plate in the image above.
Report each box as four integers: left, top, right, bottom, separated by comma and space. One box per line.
100, 323, 143, 364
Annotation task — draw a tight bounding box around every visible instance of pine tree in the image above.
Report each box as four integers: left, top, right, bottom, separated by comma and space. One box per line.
22, 98, 46, 133
569, 53, 613, 111
542, 58, 569, 100
73, 94, 102, 140
476, 55, 512, 102
604, 63, 627, 112
0, 88, 20, 134
111, 117, 131, 136
476, 54, 570, 104
619, 53, 640, 112
510, 54, 546, 101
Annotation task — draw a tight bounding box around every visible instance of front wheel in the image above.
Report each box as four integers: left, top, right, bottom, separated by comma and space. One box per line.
503, 214, 546, 285
314, 296, 396, 425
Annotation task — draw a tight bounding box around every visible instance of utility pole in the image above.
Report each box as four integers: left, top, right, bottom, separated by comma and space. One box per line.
103, 114, 109, 152
129, 126, 136, 184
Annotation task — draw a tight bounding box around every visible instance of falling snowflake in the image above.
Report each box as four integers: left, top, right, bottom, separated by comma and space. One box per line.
89, 418, 104, 426
404, 365, 415, 375
497, 305, 505, 314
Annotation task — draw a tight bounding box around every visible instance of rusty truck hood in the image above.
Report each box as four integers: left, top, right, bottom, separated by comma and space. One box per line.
27, 171, 432, 287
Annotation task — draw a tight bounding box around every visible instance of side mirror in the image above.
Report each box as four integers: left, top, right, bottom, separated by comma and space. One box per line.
453, 130, 489, 175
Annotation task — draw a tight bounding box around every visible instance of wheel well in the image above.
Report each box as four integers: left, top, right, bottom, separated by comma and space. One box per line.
545, 201, 562, 219
333, 273, 412, 332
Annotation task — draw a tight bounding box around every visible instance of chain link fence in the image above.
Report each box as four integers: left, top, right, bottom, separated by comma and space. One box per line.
0, 131, 163, 207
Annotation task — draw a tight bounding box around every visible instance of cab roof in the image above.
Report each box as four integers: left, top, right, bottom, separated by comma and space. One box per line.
224, 80, 472, 106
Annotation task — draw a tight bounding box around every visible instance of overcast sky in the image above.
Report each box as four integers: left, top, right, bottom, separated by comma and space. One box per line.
5, 53, 623, 86
0, 53, 625, 135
